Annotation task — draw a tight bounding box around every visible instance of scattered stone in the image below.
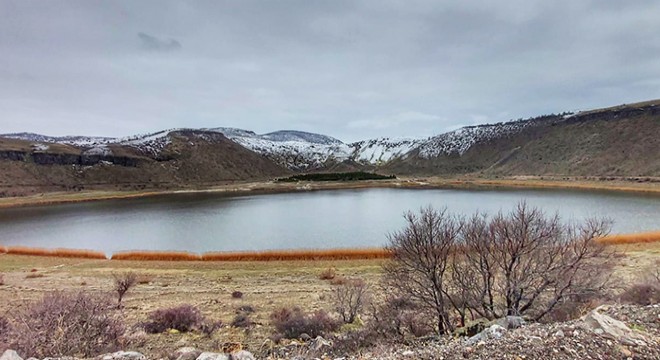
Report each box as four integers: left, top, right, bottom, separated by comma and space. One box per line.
98, 351, 145, 360
0, 350, 22, 360
581, 307, 648, 346
195, 353, 229, 360
553, 330, 565, 338
309, 336, 332, 352
496, 316, 526, 330
174, 347, 201, 360
228, 350, 255, 360
467, 324, 508, 345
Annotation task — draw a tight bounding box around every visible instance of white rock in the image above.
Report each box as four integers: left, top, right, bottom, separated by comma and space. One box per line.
195, 353, 229, 360
0, 350, 23, 360
99, 352, 145, 360
581, 307, 648, 346
228, 350, 255, 360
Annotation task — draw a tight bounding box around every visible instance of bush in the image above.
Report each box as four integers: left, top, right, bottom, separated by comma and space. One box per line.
231, 313, 253, 329
385, 203, 614, 333
319, 268, 337, 280
199, 320, 223, 336
113, 272, 137, 308
4, 291, 125, 358
620, 283, 660, 306
270, 306, 340, 339
231, 291, 243, 299
142, 304, 203, 333
334, 278, 369, 323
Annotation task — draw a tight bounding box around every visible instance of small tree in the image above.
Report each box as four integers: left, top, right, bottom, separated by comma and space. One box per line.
113, 272, 137, 309
334, 278, 369, 323
383, 207, 461, 334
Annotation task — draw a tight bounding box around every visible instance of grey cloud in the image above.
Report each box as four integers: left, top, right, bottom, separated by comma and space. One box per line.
0, 1, 659, 142
137, 32, 181, 51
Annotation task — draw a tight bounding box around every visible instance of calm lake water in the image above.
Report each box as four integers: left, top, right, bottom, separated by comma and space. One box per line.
0, 188, 658, 254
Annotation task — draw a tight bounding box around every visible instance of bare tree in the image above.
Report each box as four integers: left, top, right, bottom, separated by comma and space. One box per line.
334, 278, 369, 324
113, 272, 137, 309
383, 207, 462, 334
450, 203, 614, 321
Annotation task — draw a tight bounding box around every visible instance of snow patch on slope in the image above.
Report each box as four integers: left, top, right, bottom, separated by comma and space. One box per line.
349, 137, 426, 164
417, 121, 531, 158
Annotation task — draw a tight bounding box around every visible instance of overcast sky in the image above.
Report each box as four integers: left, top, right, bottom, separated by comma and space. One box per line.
1, 0, 659, 142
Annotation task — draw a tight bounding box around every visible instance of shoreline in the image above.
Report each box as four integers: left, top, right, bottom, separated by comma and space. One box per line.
2, 231, 659, 262
0, 176, 659, 209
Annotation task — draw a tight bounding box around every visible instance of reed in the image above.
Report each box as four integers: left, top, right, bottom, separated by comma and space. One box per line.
597, 231, 660, 245
5, 246, 107, 259
0, 245, 7, 254
111, 251, 202, 261
201, 247, 391, 262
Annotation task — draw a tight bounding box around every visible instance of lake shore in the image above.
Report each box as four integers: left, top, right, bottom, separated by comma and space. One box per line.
0, 175, 659, 209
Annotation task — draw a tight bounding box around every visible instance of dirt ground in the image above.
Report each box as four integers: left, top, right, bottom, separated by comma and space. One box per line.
0, 242, 658, 358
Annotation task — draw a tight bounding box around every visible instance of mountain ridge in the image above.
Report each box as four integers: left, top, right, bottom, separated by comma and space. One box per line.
1, 99, 659, 196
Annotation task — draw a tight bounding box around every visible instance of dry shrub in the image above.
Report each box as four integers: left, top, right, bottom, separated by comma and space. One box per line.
369, 295, 435, 339
111, 251, 201, 261
598, 231, 660, 245
4, 291, 125, 358
231, 291, 244, 299
142, 304, 203, 333
25, 273, 44, 279
113, 272, 138, 308
231, 313, 253, 329
619, 283, 660, 306
199, 320, 223, 336
319, 267, 337, 280
270, 306, 340, 339
334, 278, 369, 323
202, 248, 390, 262
330, 277, 347, 286
0, 273, 4, 286
136, 274, 154, 284
6, 246, 106, 259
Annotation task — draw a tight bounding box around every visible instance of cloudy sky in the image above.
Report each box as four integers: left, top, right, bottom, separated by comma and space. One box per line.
1, 0, 659, 142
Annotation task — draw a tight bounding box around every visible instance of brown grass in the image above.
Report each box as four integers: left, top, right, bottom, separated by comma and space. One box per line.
5, 246, 107, 259
111, 251, 202, 261
202, 248, 391, 262
0, 245, 7, 254
597, 231, 660, 245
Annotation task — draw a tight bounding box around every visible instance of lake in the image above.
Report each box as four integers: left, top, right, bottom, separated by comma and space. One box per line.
0, 188, 658, 255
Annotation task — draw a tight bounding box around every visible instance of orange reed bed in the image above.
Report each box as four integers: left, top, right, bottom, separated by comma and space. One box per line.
5, 246, 107, 259
597, 231, 660, 245
202, 248, 391, 262
111, 251, 202, 261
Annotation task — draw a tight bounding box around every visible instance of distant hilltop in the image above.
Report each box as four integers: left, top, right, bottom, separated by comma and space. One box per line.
1, 99, 659, 196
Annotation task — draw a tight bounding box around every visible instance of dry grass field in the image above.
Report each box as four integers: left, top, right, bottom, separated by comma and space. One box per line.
0, 241, 658, 357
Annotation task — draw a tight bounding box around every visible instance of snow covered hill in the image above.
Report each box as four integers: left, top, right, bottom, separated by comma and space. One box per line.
0, 118, 546, 170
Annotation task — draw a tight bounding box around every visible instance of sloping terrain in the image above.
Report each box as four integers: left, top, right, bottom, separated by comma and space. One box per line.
2, 99, 659, 196
0, 130, 287, 197
385, 100, 660, 177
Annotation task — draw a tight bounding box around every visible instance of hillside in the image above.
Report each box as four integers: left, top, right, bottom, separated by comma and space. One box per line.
0, 130, 288, 197
384, 100, 660, 177
1, 99, 659, 197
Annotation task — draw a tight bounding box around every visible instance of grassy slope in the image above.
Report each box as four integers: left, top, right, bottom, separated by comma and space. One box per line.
385, 100, 660, 177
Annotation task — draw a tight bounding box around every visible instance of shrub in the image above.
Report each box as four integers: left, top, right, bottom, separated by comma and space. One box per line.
368, 295, 434, 340
620, 283, 660, 306
231, 314, 253, 329
142, 304, 203, 333
385, 203, 614, 333
113, 272, 137, 308
334, 278, 369, 324
319, 268, 337, 280
231, 291, 243, 299
199, 320, 223, 336
0, 273, 4, 286
237, 305, 255, 313
270, 306, 340, 339
4, 291, 125, 358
